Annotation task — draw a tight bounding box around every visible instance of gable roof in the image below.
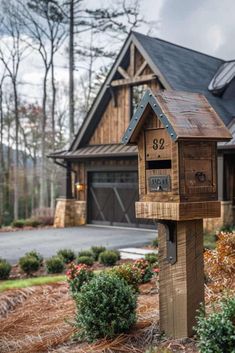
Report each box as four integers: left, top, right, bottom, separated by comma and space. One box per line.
122, 89, 232, 144
70, 31, 235, 151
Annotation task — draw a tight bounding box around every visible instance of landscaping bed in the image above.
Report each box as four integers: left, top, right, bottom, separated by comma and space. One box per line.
0, 231, 234, 353
0, 279, 199, 353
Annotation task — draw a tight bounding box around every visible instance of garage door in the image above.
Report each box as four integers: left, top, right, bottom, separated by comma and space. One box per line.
88, 171, 154, 228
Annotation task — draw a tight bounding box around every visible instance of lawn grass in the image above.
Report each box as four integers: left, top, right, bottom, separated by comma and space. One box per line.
0, 275, 66, 292
203, 232, 217, 250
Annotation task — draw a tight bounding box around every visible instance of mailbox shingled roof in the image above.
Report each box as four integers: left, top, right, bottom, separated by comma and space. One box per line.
122, 90, 232, 144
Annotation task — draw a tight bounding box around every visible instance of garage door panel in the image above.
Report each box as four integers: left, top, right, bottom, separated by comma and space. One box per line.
89, 187, 114, 223
88, 171, 154, 228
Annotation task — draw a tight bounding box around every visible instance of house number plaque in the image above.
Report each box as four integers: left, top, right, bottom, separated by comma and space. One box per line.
149, 175, 171, 192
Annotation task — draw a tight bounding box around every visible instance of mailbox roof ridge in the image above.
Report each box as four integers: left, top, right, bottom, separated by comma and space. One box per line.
122, 89, 232, 143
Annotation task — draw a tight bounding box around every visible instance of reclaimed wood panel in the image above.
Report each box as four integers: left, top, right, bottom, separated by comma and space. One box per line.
179, 141, 217, 201
145, 129, 172, 160
135, 200, 221, 220
159, 219, 204, 338
155, 90, 232, 141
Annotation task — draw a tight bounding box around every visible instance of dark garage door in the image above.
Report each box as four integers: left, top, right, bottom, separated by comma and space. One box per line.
88, 171, 154, 228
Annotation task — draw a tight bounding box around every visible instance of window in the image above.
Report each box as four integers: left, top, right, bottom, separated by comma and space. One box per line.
131, 84, 148, 116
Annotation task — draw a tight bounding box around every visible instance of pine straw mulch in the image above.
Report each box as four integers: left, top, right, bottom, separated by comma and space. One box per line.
0, 279, 199, 353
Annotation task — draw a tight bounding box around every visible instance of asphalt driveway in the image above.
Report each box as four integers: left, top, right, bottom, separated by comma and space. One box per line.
0, 225, 157, 264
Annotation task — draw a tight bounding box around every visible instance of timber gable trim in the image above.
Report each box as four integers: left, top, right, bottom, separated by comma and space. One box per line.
70, 31, 171, 152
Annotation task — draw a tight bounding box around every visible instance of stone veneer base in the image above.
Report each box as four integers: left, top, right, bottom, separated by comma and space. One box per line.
54, 199, 86, 228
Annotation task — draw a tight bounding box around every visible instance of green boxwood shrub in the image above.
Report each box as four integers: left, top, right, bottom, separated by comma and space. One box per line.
145, 253, 158, 265
112, 249, 121, 260
46, 256, 65, 274
74, 273, 137, 341
98, 250, 119, 266
12, 219, 25, 228
151, 238, 158, 248
0, 258, 12, 280
25, 250, 43, 266
91, 246, 106, 261
19, 255, 40, 275
78, 250, 94, 258
196, 296, 235, 353
57, 248, 76, 264
24, 219, 41, 227
77, 256, 94, 266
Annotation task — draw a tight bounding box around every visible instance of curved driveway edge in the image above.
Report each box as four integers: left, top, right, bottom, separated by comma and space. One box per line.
0, 225, 157, 264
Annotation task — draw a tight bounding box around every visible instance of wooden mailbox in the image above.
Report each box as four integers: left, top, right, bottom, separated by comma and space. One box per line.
122, 89, 232, 338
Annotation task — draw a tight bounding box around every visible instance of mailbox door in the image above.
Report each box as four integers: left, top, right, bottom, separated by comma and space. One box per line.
179, 141, 217, 202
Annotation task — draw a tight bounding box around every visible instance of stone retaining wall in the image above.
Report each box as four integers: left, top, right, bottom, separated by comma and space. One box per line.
54, 199, 86, 228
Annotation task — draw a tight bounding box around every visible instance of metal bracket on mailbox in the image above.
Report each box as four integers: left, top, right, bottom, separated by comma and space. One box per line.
159, 221, 177, 265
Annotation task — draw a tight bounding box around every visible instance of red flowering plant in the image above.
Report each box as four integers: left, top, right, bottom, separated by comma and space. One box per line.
66, 262, 94, 295
132, 259, 154, 283
110, 263, 142, 292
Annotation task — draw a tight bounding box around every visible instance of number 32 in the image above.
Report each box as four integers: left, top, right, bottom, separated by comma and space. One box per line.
153, 138, 164, 150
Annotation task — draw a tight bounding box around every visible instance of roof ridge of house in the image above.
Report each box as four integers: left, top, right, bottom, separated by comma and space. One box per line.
132, 30, 225, 63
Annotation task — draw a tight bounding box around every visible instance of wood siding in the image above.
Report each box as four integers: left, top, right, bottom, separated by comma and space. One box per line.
89, 47, 161, 145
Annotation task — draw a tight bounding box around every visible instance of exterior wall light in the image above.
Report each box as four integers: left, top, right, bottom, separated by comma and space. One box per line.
75, 182, 85, 192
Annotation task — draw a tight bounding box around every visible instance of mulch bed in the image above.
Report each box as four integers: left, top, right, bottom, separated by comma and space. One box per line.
0, 279, 199, 353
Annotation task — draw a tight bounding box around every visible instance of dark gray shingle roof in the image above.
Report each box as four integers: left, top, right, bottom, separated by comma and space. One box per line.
134, 32, 235, 126
69, 31, 235, 152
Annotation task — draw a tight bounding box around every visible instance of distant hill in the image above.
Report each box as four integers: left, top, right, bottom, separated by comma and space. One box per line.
1, 144, 35, 168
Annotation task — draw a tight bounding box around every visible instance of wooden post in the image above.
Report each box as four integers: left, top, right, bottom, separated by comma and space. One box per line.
158, 219, 204, 338
66, 161, 73, 199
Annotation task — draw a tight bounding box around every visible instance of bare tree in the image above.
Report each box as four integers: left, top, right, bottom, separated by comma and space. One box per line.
0, 68, 7, 224
0, 1, 29, 219
18, 0, 66, 208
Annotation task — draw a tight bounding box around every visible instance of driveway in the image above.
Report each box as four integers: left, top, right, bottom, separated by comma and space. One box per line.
0, 225, 157, 264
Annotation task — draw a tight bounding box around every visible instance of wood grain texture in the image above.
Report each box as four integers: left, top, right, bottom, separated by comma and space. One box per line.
158, 219, 204, 338
145, 129, 172, 160
155, 90, 232, 141
135, 201, 221, 220
179, 141, 218, 202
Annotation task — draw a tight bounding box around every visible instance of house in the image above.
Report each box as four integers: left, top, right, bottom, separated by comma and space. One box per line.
50, 31, 235, 230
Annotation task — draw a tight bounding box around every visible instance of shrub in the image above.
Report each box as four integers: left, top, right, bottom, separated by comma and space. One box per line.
110, 263, 142, 291
0, 258, 12, 280
66, 262, 94, 294
77, 256, 94, 266
57, 248, 76, 264
25, 250, 43, 266
133, 259, 153, 283
91, 246, 106, 261
46, 256, 65, 274
98, 250, 119, 266
145, 253, 158, 265
24, 219, 41, 227
78, 250, 94, 258
151, 238, 158, 248
19, 255, 40, 275
38, 216, 54, 226
12, 219, 25, 228
195, 296, 235, 353
74, 273, 137, 341
112, 249, 121, 260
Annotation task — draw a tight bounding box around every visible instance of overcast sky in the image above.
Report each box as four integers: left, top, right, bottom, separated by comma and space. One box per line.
143, 0, 235, 60
3, 0, 235, 102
